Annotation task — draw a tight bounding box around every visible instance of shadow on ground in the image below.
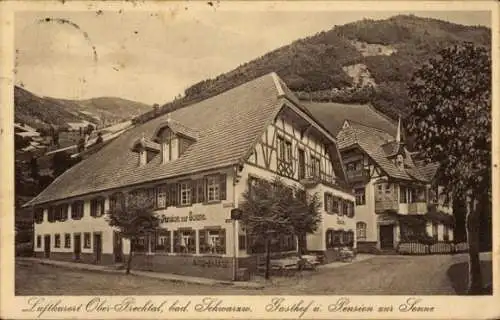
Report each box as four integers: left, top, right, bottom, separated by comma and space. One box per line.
447, 260, 493, 295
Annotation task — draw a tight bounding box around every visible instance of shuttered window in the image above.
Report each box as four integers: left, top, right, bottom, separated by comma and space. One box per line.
71, 201, 84, 220
90, 197, 105, 217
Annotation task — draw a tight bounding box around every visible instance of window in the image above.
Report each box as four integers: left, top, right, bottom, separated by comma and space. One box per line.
277, 136, 292, 163
357, 222, 367, 240
199, 229, 226, 254
191, 179, 205, 204
298, 149, 306, 179
444, 225, 450, 241
36, 235, 42, 248
332, 197, 340, 214
346, 201, 355, 218
71, 201, 84, 220
324, 193, 332, 213
83, 233, 91, 248
310, 155, 321, 177
207, 175, 220, 202
340, 200, 348, 216
156, 186, 167, 209
168, 183, 178, 206
47, 206, 56, 223
34, 208, 44, 224
354, 188, 366, 205
432, 223, 438, 240
155, 230, 171, 252
55, 204, 68, 221
174, 230, 196, 254
238, 234, 246, 250
132, 236, 148, 253
179, 181, 192, 206
64, 233, 71, 248
54, 234, 61, 248
90, 197, 105, 217
400, 186, 408, 203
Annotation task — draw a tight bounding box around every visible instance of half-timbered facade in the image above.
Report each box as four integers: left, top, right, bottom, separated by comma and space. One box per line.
26, 73, 355, 279
305, 102, 454, 253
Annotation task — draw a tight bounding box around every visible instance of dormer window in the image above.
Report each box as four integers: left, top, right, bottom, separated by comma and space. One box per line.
153, 116, 198, 164
131, 136, 160, 166
396, 154, 404, 169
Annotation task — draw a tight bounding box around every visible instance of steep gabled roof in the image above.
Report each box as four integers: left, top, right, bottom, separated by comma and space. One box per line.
303, 101, 397, 137
26, 73, 345, 206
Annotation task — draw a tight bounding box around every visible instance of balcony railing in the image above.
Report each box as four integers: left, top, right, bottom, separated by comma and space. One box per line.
346, 169, 369, 182
375, 199, 399, 213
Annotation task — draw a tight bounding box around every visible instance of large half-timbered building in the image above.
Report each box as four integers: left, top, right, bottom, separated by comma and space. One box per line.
305, 102, 454, 253
26, 73, 355, 279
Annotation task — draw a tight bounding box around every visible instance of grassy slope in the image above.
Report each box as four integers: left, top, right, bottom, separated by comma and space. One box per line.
135, 15, 490, 123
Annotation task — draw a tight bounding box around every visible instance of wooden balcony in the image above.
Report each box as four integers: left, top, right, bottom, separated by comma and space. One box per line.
408, 202, 428, 214
346, 169, 369, 183
375, 199, 399, 213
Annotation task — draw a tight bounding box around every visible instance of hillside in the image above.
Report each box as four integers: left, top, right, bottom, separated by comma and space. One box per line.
15, 86, 151, 130
134, 14, 490, 123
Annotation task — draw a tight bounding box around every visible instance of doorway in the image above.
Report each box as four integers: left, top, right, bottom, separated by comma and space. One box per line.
93, 233, 102, 264
113, 232, 123, 263
379, 225, 394, 249
74, 234, 81, 261
43, 235, 51, 258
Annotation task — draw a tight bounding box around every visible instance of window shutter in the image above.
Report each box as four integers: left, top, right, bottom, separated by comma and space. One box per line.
197, 179, 205, 203
324, 193, 328, 212
219, 229, 226, 254
220, 174, 227, 200
191, 182, 197, 204
90, 201, 95, 217
177, 183, 181, 206
204, 176, 208, 202
199, 229, 206, 253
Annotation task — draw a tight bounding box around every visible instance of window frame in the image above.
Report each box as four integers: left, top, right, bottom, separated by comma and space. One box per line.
90, 197, 105, 218
354, 187, 366, 205
356, 222, 367, 240
206, 175, 221, 202
54, 234, 61, 248
83, 232, 91, 249
36, 235, 42, 248
156, 185, 168, 209
71, 200, 84, 220
179, 181, 192, 206
64, 233, 71, 248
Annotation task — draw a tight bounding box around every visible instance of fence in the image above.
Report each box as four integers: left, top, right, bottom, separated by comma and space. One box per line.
397, 241, 469, 255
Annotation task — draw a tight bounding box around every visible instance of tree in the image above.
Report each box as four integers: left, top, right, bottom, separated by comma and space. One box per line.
106, 192, 162, 274
407, 42, 491, 294
288, 186, 322, 257
239, 176, 321, 279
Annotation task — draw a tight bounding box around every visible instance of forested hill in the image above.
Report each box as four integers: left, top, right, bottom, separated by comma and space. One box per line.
134, 14, 490, 123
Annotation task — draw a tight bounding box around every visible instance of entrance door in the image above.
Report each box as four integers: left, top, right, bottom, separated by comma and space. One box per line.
298, 149, 305, 179
379, 225, 394, 249
74, 234, 81, 261
43, 235, 51, 258
113, 232, 123, 263
93, 233, 102, 264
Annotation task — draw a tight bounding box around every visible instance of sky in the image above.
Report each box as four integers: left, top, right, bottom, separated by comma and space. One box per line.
14, 8, 491, 106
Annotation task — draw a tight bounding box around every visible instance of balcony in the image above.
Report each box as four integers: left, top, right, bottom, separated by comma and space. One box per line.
375, 199, 399, 213
399, 202, 428, 215
346, 169, 370, 183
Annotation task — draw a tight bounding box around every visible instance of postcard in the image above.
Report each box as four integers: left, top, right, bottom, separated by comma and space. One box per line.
0, 1, 498, 319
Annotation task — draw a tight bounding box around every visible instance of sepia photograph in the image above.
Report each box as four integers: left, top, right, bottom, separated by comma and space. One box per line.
1, 1, 497, 319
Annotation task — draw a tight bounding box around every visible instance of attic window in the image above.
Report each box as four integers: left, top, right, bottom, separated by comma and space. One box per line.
131, 137, 159, 166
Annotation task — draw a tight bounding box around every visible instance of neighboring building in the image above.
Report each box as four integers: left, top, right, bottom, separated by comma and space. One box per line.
25, 73, 355, 279
305, 102, 454, 253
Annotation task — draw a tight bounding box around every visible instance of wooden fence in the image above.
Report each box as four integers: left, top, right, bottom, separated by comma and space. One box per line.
397, 241, 469, 255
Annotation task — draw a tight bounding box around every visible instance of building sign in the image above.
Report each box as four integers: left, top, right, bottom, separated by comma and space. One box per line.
159, 211, 206, 223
